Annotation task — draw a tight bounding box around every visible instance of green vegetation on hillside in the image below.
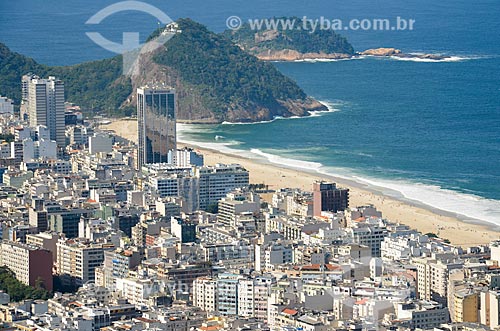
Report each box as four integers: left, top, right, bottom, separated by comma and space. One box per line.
155, 19, 307, 114
222, 17, 355, 55
0, 18, 329, 121
0, 267, 52, 302
0, 43, 131, 114
54, 57, 133, 115
0, 43, 45, 104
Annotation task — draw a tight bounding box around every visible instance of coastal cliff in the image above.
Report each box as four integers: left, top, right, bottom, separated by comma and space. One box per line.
254, 49, 352, 61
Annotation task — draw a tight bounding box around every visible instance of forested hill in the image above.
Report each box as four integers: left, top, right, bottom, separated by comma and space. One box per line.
222, 17, 355, 61
0, 18, 328, 123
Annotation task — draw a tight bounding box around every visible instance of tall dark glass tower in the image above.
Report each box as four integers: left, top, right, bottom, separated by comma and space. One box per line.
137, 86, 176, 168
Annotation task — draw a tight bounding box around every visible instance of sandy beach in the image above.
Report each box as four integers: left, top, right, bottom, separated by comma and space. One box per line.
102, 119, 500, 247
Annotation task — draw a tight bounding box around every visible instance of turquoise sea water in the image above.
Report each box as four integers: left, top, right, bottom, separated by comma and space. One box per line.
0, 0, 499, 224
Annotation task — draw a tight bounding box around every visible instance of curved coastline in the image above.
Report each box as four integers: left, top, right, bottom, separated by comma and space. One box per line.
175, 98, 500, 231
178, 130, 500, 230
174, 132, 500, 246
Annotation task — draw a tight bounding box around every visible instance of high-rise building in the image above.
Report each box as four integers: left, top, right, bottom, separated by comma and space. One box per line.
193, 277, 218, 313
25, 75, 66, 147
137, 86, 176, 168
0, 241, 53, 291
56, 238, 106, 287
196, 164, 250, 211
312, 181, 349, 217
413, 256, 463, 306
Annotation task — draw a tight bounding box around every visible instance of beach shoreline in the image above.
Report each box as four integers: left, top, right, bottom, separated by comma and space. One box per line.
102, 118, 500, 247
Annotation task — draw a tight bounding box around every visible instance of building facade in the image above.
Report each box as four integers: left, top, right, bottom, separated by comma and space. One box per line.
0, 241, 53, 291
25, 75, 65, 147
137, 86, 176, 168
312, 181, 349, 217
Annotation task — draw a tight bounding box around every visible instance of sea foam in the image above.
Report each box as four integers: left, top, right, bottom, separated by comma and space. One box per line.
389, 55, 472, 63
179, 126, 500, 227
255, 149, 500, 227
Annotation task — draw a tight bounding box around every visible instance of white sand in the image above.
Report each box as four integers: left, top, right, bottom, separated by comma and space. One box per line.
103, 119, 500, 247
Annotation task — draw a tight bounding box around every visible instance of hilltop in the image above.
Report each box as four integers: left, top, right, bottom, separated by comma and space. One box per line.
0, 18, 327, 123
222, 17, 355, 61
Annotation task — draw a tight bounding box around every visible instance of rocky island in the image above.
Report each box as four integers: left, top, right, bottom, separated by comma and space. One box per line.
359, 47, 451, 61
224, 19, 452, 62
222, 18, 356, 61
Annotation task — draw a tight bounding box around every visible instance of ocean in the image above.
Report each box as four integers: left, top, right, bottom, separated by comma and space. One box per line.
0, 0, 499, 225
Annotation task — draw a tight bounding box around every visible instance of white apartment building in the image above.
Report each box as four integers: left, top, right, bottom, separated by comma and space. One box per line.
348, 224, 388, 257
146, 163, 248, 212
238, 279, 255, 318
238, 275, 274, 321
490, 240, 500, 264
286, 192, 313, 217
217, 189, 260, 226
193, 274, 273, 320
216, 273, 240, 316
196, 164, 249, 210
56, 238, 106, 286
22, 138, 57, 162
193, 277, 217, 312
168, 147, 204, 167
396, 301, 449, 330
255, 242, 293, 271
115, 277, 161, 306
25, 75, 66, 147
381, 233, 428, 261
271, 188, 313, 217
413, 256, 463, 306
148, 174, 199, 212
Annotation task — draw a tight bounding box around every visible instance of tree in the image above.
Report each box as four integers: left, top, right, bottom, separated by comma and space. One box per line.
0, 267, 52, 302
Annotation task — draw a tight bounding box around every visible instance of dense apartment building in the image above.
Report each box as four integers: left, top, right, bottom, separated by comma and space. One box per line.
0, 241, 53, 291
56, 238, 109, 287
313, 181, 349, 216
217, 189, 260, 226
413, 256, 463, 306
196, 164, 250, 210
23, 75, 65, 147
